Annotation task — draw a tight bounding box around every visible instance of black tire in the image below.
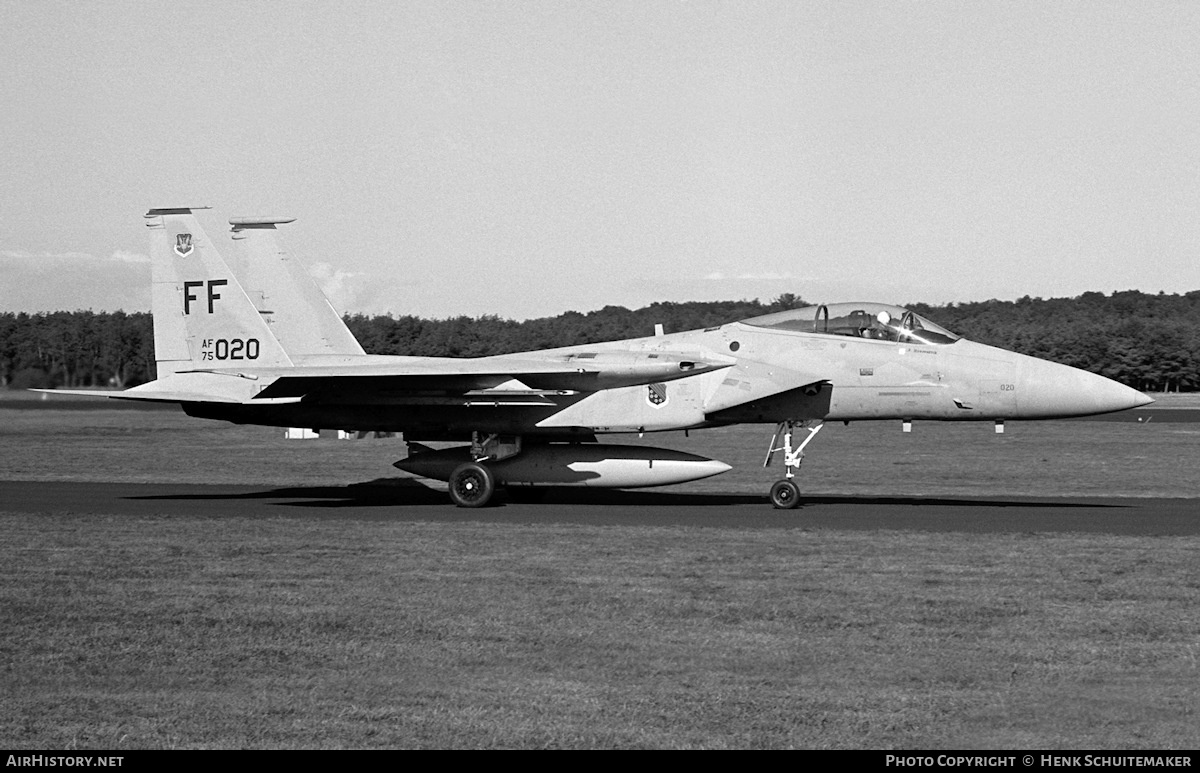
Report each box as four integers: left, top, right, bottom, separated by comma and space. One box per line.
449, 462, 495, 508
769, 479, 800, 509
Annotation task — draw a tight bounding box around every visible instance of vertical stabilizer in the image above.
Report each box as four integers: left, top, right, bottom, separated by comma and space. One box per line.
146, 208, 293, 375
229, 217, 366, 357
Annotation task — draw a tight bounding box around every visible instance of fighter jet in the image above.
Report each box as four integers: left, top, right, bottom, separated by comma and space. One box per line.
45, 208, 1153, 508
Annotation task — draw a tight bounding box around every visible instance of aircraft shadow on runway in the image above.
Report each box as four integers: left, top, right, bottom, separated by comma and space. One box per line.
126, 477, 1128, 510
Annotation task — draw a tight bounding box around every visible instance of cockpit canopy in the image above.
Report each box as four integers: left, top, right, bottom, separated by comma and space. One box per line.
741, 303, 960, 346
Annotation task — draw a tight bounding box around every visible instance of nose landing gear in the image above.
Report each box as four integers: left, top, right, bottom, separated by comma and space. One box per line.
763, 420, 824, 509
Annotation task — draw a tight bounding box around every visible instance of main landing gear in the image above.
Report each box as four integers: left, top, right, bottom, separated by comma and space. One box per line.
763, 420, 824, 509
448, 461, 496, 507
447, 432, 521, 508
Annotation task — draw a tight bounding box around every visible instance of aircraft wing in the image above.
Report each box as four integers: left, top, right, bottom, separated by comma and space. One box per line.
230, 353, 732, 401
38, 353, 732, 406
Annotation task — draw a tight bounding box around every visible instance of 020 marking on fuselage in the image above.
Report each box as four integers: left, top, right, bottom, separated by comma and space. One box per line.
38, 208, 1153, 509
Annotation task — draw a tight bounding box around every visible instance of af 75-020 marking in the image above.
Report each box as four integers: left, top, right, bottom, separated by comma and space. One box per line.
39, 208, 1152, 508
200, 338, 261, 361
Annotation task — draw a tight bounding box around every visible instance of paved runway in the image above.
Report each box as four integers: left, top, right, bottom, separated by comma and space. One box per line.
2, 479, 1197, 535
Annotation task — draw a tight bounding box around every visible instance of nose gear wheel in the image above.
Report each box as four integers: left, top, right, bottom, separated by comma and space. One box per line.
763, 420, 823, 510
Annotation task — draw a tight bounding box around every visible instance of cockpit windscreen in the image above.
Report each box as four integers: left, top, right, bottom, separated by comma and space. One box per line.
742, 303, 959, 345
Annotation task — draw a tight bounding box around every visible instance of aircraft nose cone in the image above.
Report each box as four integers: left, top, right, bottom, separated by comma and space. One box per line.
1078, 373, 1154, 414
1022, 357, 1153, 418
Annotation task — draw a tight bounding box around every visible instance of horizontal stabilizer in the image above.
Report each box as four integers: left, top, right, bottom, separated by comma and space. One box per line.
30, 387, 242, 404
29, 388, 118, 399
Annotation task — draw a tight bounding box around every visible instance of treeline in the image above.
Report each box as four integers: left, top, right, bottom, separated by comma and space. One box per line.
3, 290, 1198, 391
0, 311, 155, 389
344, 294, 807, 358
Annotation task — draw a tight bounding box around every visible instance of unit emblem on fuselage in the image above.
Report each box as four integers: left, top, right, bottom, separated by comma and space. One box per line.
647, 382, 667, 407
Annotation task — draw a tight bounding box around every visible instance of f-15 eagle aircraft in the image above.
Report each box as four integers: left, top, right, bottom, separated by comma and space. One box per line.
46, 208, 1152, 508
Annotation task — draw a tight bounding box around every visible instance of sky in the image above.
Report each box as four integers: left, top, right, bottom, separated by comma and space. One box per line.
2, 0, 1199, 320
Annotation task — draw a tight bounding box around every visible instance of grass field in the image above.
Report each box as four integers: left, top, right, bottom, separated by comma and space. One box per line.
2, 396, 1198, 748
